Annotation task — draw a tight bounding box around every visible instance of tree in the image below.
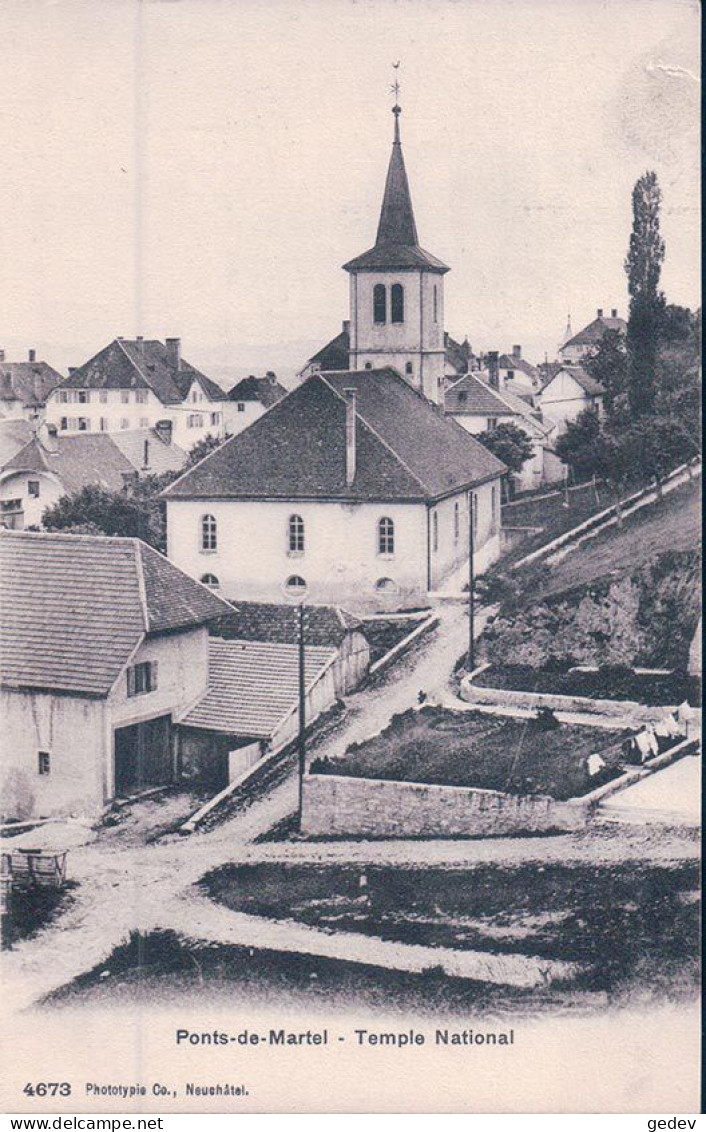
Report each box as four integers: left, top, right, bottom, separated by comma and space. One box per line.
185, 431, 232, 467
654, 305, 701, 443
554, 409, 619, 483
624, 171, 666, 417
476, 422, 534, 475
584, 329, 629, 426
42, 482, 168, 550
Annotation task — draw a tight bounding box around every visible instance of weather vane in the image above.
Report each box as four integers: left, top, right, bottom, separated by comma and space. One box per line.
390, 61, 401, 106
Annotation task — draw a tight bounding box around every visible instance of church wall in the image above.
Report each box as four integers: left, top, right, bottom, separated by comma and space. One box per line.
166, 497, 431, 611
428, 479, 501, 590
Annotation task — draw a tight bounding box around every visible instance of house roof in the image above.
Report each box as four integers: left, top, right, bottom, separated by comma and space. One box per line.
111, 429, 188, 476
227, 374, 288, 407
0, 531, 230, 696
2, 430, 188, 492
497, 354, 540, 381
445, 374, 551, 438
0, 361, 64, 406
302, 328, 468, 377
562, 315, 627, 351
212, 601, 362, 648
542, 366, 605, 397
304, 328, 351, 373
163, 368, 506, 504
342, 109, 449, 275
0, 419, 33, 466
2, 434, 136, 494
178, 638, 337, 737
55, 339, 225, 405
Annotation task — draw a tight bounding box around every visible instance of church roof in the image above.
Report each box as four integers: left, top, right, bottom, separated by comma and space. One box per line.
342, 108, 449, 275
163, 368, 505, 505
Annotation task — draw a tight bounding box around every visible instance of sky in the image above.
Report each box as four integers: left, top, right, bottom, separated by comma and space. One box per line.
0, 0, 700, 384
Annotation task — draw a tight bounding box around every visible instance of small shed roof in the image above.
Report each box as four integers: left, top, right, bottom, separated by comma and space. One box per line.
179, 638, 337, 737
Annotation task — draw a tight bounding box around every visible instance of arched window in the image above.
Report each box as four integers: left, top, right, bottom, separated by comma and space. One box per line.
288, 513, 305, 553
405, 361, 413, 375
433, 284, 438, 324
285, 575, 307, 595
200, 573, 220, 588
201, 513, 217, 551
432, 510, 439, 553
375, 577, 399, 594
454, 501, 460, 543
378, 516, 395, 556
391, 283, 404, 323
373, 284, 387, 324
364, 362, 372, 370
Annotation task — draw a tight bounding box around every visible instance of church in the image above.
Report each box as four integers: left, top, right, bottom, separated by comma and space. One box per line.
163, 103, 506, 611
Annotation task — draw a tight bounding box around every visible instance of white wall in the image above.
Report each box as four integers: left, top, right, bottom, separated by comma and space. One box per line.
538, 372, 597, 434
167, 497, 430, 610
109, 628, 209, 731
0, 689, 107, 819
45, 385, 227, 451
167, 483, 502, 610
0, 469, 63, 529
222, 399, 266, 436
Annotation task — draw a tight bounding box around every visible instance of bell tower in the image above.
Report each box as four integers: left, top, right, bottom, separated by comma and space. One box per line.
342, 100, 449, 404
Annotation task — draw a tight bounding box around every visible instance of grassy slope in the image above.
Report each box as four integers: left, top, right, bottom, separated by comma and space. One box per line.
535, 478, 701, 600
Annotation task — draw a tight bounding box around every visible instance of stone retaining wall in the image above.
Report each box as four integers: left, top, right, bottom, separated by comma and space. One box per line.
301, 773, 588, 839
460, 671, 672, 723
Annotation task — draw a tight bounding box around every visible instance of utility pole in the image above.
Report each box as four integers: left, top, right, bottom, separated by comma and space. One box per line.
297, 601, 306, 830
467, 491, 475, 672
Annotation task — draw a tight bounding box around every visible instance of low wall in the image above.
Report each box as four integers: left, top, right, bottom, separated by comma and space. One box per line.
301, 773, 588, 839
460, 671, 673, 723
499, 526, 543, 553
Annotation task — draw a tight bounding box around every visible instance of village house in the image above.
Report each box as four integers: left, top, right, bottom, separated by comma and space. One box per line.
492, 346, 542, 398
45, 336, 229, 450
163, 367, 505, 611
223, 372, 288, 435
0, 531, 230, 819
558, 308, 627, 364
537, 365, 605, 434
444, 372, 562, 491
0, 424, 187, 530
0, 348, 64, 421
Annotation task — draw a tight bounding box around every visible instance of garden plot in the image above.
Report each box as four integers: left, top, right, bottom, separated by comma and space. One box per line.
311, 705, 628, 801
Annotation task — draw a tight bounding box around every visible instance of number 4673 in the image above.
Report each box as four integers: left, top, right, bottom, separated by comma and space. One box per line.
23, 1083, 71, 1097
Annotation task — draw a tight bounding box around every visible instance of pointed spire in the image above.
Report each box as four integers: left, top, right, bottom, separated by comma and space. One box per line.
375, 105, 418, 248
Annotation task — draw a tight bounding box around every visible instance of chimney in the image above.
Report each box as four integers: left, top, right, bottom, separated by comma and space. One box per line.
136, 335, 145, 357
68, 367, 77, 375
487, 351, 500, 390
611, 308, 618, 318
142, 438, 150, 469
512, 344, 521, 358
28, 348, 36, 363
344, 387, 357, 487
154, 419, 173, 446
265, 370, 277, 385
0, 349, 4, 363
166, 337, 181, 370
342, 320, 350, 336
597, 309, 604, 318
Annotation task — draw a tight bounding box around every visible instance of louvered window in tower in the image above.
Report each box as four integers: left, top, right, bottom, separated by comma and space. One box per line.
373, 284, 387, 324
391, 284, 404, 324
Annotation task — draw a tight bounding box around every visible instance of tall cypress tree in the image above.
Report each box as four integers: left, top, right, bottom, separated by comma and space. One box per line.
624, 171, 666, 416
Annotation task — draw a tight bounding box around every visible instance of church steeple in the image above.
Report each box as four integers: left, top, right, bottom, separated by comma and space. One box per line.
375, 106, 419, 248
